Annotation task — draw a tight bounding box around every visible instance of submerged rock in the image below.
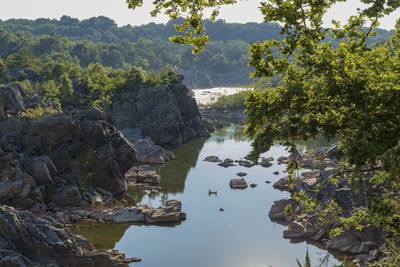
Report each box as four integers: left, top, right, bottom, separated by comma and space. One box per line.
236, 172, 247, 177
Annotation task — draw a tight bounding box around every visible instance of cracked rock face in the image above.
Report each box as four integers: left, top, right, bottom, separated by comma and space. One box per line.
108, 82, 210, 150
0, 110, 137, 210
0, 206, 133, 267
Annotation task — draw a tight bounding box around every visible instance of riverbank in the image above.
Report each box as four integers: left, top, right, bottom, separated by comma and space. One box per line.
269, 146, 384, 267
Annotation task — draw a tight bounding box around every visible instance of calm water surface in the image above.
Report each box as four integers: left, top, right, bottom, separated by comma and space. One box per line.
72, 125, 345, 267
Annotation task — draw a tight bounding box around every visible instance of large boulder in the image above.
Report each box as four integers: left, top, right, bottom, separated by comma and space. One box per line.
0, 84, 25, 116
283, 220, 317, 239
269, 198, 297, 222
109, 80, 209, 149
134, 139, 174, 164
229, 178, 248, 189
326, 230, 381, 255
125, 165, 161, 184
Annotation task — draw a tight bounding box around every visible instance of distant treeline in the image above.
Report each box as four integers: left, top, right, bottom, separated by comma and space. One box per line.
0, 16, 393, 74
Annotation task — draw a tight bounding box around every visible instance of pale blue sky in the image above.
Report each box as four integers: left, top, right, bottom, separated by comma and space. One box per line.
1, 0, 399, 30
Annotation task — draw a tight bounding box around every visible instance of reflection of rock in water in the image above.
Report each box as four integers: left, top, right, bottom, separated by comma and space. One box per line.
159, 137, 207, 194
70, 222, 130, 250
124, 137, 207, 204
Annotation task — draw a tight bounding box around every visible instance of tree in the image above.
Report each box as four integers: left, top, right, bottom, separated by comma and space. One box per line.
129, 0, 400, 264
0, 58, 10, 83
58, 73, 74, 103
84, 63, 114, 110
6, 46, 35, 68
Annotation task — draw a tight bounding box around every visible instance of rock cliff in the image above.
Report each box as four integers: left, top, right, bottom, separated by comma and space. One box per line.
109, 80, 209, 149
0, 107, 136, 210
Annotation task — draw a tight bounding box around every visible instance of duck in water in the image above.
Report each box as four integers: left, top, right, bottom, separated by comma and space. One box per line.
208, 189, 217, 196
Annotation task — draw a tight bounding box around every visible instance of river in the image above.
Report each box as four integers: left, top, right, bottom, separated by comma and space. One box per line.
71, 124, 346, 267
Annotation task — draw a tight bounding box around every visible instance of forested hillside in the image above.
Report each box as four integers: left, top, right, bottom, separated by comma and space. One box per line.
0, 16, 393, 88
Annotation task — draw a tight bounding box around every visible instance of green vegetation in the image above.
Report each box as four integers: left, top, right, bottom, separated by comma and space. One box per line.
134, 0, 400, 265
0, 17, 278, 77
8, 64, 179, 119
18, 106, 60, 119
208, 90, 250, 109
0, 16, 392, 84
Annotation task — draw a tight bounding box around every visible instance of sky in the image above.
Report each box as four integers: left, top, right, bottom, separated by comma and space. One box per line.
0, 0, 399, 30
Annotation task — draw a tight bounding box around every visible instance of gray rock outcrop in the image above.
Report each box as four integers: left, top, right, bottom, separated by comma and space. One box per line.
0, 206, 136, 267
109, 81, 209, 149
101, 199, 186, 224
0, 109, 137, 210
0, 84, 25, 116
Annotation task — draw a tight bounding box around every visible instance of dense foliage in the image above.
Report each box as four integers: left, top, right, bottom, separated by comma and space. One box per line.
0, 17, 287, 75
131, 0, 400, 265
0, 16, 391, 78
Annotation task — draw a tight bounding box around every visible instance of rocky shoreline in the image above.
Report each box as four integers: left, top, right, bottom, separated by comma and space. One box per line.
199, 107, 246, 130
0, 79, 207, 266
268, 145, 384, 267
0, 206, 141, 266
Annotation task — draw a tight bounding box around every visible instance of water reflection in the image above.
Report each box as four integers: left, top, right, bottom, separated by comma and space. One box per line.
70, 221, 130, 249
71, 125, 346, 267
125, 137, 207, 205
211, 124, 248, 143
296, 135, 338, 153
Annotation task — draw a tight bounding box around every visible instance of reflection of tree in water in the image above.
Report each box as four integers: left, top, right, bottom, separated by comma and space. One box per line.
158, 137, 207, 195
211, 124, 248, 143
70, 221, 130, 249
124, 137, 207, 205
125, 187, 146, 205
